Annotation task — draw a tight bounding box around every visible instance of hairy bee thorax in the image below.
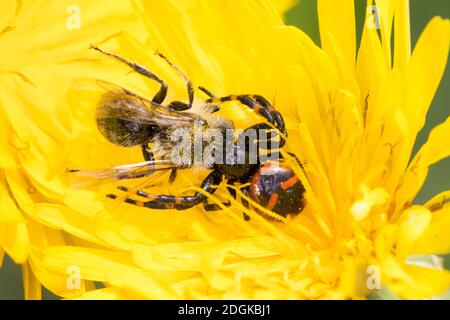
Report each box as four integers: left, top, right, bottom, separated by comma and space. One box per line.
152, 102, 234, 169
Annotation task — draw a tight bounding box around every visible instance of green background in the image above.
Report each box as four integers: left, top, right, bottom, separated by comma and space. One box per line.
1, 0, 449, 299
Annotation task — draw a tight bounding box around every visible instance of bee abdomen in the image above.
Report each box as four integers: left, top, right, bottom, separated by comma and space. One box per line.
95, 93, 156, 147
96, 117, 155, 147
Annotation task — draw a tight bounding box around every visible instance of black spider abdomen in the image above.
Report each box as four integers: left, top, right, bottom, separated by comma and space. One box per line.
249, 163, 306, 218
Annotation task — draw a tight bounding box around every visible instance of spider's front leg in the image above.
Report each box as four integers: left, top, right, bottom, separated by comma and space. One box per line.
203, 181, 251, 221
108, 170, 222, 210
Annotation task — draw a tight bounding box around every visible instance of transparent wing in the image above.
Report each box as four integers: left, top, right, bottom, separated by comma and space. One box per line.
77, 79, 196, 127
92, 168, 171, 218
67, 159, 180, 188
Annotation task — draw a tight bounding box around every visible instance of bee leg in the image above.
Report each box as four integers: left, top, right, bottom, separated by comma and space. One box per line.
141, 144, 154, 162
108, 170, 222, 210
167, 101, 191, 111
155, 51, 194, 108
203, 202, 231, 211
90, 45, 168, 104
198, 86, 221, 113
169, 169, 177, 184
140, 144, 177, 184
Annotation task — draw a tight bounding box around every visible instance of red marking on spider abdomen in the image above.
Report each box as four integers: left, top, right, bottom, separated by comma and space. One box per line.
280, 176, 299, 190
266, 193, 279, 211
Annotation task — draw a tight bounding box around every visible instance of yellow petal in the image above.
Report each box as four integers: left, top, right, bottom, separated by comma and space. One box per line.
356, 6, 388, 112
374, 0, 395, 68
0, 175, 26, 224
0, 222, 29, 263
0, 110, 16, 168
393, 0, 411, 72
403, 17, 450, 136
394, 117, 450, 214
424, 191, 450, 211
43, 246, 178, 299
272, 0, 297, 16
28, 204, 107, 247
27, 222, 86, 298
350, 187, 390, 221
75, 287, 130, 300
0, 0, 17, 30
22, 261, 42, 300
390, 265, 450, 299
318, 0, 356, 68
412, 205, 450, 255
320, 32, 360, 97
395, 206, 432, 260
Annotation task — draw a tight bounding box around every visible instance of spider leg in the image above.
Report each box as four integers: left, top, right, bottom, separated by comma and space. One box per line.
91, 45, 168, 104
240, 186, 251, 221
141, 144, 154, 162
236, 123, 282, 164
285, 152, 304, 169
203, 202, 231, 211
108, 170, 222, 210
202, 178, 236, 211
141, 143, 178, 184
168, 168, 177, 184
198, 86, 216, 98
244, 123, 281, 148
226, 181, 251, 220
207, 95, 273, 125
206, 94, 286, 146
252, 95, 285, 136
203, 181, 251, 221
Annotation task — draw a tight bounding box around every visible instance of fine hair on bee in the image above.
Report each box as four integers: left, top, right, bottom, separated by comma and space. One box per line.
70, 45, 306, 219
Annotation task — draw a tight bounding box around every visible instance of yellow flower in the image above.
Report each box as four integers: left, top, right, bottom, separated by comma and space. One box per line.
0, 0, 141, 298
273, 0, 297, 15
1, 0, 450, 299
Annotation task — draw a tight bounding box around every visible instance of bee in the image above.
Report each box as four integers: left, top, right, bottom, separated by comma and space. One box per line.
70, 45, 306, 218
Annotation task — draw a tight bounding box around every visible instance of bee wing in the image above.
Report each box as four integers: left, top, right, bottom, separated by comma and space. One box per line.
93, 79, 196, 127
68, 159, 180, 188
